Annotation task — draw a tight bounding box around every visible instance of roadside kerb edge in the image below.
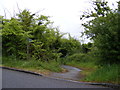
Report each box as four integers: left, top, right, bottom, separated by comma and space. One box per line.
1, 66, 43, 76
1, 66, 120, 89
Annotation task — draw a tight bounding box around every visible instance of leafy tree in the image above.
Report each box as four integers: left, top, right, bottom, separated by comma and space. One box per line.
2, 17, 27, 59
59, 34, 82, 57
2, 9, 54, 60
80, 1, 120, 65
81, 42, 93, 53
2, 9, 82, 62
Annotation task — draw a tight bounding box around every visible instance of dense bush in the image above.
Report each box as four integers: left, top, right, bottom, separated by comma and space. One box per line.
2, 56, 62, 72
84, 64, 120, 84
1, 9, 81, 62
66, 53, 88, 62
80, 1, 120, 65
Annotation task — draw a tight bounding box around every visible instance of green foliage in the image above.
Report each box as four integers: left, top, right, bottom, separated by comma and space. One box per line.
39, 61, 62, 72
66, 53, 88, 62
84, 64, 120, 84
2, 9, 82, 62
1, 6, 119, 84
59, 35, 82, 56
81, 42, 93, 53
2, 18, 27, 59
80, 1, 112, 20
2, 56, 62, 72
62, 52, 97, 68
80, 1, 120, 65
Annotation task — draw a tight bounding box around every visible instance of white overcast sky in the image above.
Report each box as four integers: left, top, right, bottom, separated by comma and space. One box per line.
0, 0, 119, 43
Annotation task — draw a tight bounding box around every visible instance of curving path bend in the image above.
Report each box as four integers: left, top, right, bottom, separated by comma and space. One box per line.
50, 65, 82, 81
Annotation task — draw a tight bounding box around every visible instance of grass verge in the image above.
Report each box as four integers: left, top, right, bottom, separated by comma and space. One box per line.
65, 61, 97, 80
2, 56, 63, 75
66, 61, 119, 84
83, 64, 120, 84
62, 53, 120, 84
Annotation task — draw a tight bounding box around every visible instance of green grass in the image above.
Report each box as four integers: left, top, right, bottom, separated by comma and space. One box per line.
83, 64, 120, 84
62, 53, 97, 69
66, 60, 97, 69
65, 61, 119, 84
2, 55, 119, 84
39, 61, 62, 72
2, 56, 62, 73
62, 53, 120, 84
64, 60, 97, 79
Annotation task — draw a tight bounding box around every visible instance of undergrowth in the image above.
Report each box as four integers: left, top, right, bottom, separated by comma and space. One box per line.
62, 53, 120, 84
83, 64, 120, 84
2, 56, 62, 72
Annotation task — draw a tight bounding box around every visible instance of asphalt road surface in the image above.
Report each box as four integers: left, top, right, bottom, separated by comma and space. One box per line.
2, 68, 113, 89
51, 65, 82, 80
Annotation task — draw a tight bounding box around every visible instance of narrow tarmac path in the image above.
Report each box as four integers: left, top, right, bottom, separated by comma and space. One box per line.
50, 65, 82, 80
